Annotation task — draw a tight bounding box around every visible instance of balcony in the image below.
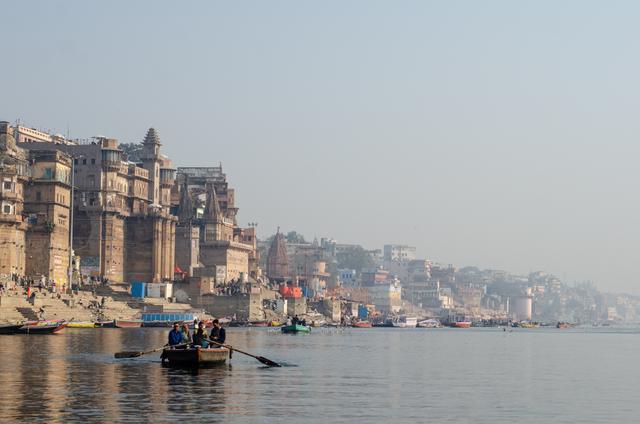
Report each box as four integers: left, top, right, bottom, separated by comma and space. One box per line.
160, 168, 176, 187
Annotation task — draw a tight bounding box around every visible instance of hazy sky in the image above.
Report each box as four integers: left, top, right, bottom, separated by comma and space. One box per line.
2, 1, 640, 293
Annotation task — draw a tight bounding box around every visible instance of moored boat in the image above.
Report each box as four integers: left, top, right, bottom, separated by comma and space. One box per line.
281, 324, 311, 334
161, 347, 230, 367
392, 316, 418, 328
447, 321, 472, 328
417, 319, 442, 328
556, 322, 574, 329
114, 319, 143, 328
0, 323, 24, 334
352, 321, 372, 328
95, 320, 115, 328
372, 319, 394, 327
17, 322, 66, 334
249, 320, 269, 327
67, 321, 98, 328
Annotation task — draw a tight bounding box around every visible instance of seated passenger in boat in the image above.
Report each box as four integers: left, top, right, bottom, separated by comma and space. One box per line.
168, 322, 183, 346
180, 323, 191, 344
209, 319, 226, 345
192, 322, 209, 348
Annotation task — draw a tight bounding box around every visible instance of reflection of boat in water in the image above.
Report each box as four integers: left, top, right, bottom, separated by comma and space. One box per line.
161, 347, 229, 367
417, 319, 441, 328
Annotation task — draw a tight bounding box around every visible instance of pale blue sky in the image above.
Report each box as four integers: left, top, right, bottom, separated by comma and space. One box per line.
2, 1, 640, 292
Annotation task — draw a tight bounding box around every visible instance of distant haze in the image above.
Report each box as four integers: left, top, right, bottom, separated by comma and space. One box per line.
2, 1, 639, 293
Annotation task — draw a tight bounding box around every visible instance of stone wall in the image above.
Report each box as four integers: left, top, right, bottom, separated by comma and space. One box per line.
195, 292, 263, 321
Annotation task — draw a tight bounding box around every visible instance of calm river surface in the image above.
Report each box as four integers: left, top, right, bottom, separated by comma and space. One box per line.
0, 326, 639, 423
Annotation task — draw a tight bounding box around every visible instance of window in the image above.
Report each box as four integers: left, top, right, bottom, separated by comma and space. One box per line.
3, 205, 10, 214
82, 159, 87, 165
74, 159, 78, 165
3, 181, 12, 191
91, 158, 95, 164
36, 192, 42, 201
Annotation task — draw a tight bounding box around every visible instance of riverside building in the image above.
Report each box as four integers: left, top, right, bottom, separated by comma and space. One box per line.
174, 166, 258, 284
0, 121, 72, 284
16, 124, 177, 283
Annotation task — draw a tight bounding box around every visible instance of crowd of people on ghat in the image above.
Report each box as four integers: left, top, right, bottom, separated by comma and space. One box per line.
167, 319, 226, 349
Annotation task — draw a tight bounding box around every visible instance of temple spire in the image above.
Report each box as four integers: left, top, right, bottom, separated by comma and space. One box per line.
143, 127, 161, 146
177, 181, 193, 222
204, 182, 221, 221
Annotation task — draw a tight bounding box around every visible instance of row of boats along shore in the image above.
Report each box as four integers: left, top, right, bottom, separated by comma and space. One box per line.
0, 316, 578, 368
0, 315, 577, 335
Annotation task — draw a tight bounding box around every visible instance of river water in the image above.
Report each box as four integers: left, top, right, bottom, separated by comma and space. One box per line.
0, 326, 638, 423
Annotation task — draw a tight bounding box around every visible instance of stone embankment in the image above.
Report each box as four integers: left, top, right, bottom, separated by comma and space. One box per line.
0, 283, 201, 323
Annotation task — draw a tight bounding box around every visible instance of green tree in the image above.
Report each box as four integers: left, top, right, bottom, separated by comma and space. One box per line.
336, 246, 375, 272
285, 231, 306, 244
120, 142, 143, 162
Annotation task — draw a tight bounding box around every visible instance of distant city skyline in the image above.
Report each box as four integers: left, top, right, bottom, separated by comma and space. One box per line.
3, 1, 640, 293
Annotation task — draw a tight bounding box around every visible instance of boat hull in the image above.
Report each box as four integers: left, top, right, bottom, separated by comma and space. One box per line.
162, 347, 229, 367
352, 321, 372, 328
281, 324, 311, 333
0, 324, 24, 334
114, 320, 143, 328
67, 322, 97, 328
446, 322, 472, 328
17, 323, 66, 334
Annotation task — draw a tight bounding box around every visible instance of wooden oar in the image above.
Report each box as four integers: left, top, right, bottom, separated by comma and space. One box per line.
114, 343, 187, 359
206, 338, 281, 367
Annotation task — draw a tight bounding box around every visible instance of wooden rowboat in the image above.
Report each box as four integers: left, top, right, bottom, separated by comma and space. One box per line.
281, 324, 311, 334
0, 323, 24, 334
17, 322, 66, 334
161, 347, 229, 367
114, 319, 143, 328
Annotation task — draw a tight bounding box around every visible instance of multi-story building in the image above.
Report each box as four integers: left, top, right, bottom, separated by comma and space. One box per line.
383, 244, 417, 262
17, 125, 177, 283
174, 167, 257, 283
0, 121, 72, 284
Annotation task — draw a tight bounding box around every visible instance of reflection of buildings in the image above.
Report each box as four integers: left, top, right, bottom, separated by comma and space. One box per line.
0, 121, 72, 283
16, 124, 177, 283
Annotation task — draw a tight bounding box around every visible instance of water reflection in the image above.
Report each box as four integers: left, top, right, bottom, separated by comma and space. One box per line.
1, 327, 640, 423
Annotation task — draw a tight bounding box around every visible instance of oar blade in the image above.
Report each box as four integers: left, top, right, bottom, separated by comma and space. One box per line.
114, 351, 143, 359
257, 356, 281, 367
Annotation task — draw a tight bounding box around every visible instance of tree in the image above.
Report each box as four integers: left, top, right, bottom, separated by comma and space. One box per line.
285, 231, 306, 244
336, 246, 375, 272
119, 142, 143, 162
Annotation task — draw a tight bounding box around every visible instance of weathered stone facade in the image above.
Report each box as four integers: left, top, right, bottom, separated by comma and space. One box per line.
17, 126, 177, 283
0, 122, 72, 284
174, 167, 258, 284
